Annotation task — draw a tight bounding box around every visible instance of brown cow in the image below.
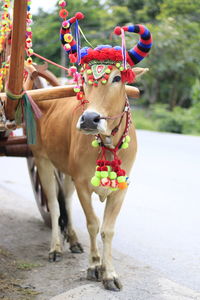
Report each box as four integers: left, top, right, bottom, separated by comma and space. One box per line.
31, 22, 152, 291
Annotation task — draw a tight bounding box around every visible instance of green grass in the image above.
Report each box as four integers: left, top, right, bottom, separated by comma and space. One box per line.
16, 261, 42, 271
131, 104, 200, 136
132, 109, 158, 131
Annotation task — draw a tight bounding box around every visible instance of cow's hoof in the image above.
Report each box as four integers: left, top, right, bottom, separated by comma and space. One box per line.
87, 266, 102, 281
103, 278, 122, 291
70, 242, 84, 253
49, 251, 62, 262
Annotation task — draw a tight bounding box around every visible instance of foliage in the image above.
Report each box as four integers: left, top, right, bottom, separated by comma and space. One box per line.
30, 0, 200, 135
133, 104, 200, 135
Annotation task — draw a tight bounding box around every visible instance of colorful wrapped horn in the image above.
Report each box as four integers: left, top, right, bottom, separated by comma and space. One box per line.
60, 12, 84, 54
114, 24, 152, 66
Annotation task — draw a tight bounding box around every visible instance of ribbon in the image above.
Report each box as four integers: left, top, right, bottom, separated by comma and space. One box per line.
121, 28, 127, 70
75, 20, 81, 65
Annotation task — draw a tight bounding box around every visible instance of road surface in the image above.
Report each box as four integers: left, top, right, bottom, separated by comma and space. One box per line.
0, 130, 200, 298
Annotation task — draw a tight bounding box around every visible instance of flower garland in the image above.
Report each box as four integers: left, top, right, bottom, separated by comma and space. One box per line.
0, 0, 11, 91
25, 0, 34, 65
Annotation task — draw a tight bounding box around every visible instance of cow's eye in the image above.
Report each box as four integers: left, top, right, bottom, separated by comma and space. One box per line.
112, 76, 121, 83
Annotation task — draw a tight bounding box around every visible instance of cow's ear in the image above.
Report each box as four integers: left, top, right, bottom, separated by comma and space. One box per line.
133, 67, 149, 78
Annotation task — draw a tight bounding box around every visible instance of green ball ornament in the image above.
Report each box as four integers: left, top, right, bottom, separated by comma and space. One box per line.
101, 79, 107, 85
117, 176, 126, 183
87, 69, 92, 74
109, 172, 117, 179
119, 66, 124, 71
91, 176, 100, 186
91, 140, 99, 147
95, 171, 101, 178
110, 187, 118, 191
101, 171, 108, 178
105, 68, 111, 74
116, 62, 121, 68
107, 166, 111, 172
74, 87, 80, 93
88, 80, 93, 85
125, 135, 131, 143
121, 142, 129, 149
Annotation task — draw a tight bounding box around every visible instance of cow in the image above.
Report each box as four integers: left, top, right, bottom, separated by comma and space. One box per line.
30, 18, 152, 291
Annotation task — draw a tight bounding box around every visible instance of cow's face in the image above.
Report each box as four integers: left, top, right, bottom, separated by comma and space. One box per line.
76, 66, 126, 136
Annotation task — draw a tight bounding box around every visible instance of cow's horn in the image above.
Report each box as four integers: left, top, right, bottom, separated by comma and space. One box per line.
60, 12, 84, 55
114, 25, 152, 66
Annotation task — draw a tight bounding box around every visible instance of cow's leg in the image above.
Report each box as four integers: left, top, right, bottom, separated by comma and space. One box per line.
76, 185, 101, 281
35, 157, 62, 262
63, 175, 83, 253
100, 190, 126, 291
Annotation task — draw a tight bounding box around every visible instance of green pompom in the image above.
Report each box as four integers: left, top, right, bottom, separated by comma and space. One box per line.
74, 87, 80, 93
91, 176, 100, 186
110, 187, 118, 191
116, 62, 121, 68
95, 171, 101, 178
117, 176, 126, 183
107, 166, 111, 172
105, 68, 111, 74
87, 69, 92, 74
125, 135, 131, 143
101, 79, 107, 85
119, 66, 124, 71
109, 171, 117, 179
91, 140, 99, 147
121, 142, 129, 149
101, 171, 108, 178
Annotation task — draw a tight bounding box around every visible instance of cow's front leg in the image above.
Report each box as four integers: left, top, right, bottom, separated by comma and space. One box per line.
34, 157, 62, 262
101, 190, 126, 291
76, 184, 101, 281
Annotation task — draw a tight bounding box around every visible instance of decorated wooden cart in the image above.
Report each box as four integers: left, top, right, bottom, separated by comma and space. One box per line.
0, 0, 140, 226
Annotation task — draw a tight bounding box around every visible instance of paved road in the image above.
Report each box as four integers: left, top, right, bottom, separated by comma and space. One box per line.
1, 130, 200, 293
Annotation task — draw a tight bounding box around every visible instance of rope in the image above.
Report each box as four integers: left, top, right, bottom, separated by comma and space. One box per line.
78, 25, 94, 48
32, 52, 69, 72
6, 88, 24, 100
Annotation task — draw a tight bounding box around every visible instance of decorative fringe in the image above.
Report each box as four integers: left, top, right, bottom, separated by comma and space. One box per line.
14, 92, 43, 144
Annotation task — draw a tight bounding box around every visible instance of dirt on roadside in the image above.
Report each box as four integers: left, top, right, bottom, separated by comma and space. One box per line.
0, 187, 91, 300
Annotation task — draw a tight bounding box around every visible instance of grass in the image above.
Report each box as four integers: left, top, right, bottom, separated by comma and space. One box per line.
16, 261, 43, 271
132, 108, 158, 131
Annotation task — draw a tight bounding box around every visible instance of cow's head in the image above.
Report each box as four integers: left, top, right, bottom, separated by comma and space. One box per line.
60, 16, 152, 135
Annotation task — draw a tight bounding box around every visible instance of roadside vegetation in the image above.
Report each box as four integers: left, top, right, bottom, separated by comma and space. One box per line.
31, 0, 200, 135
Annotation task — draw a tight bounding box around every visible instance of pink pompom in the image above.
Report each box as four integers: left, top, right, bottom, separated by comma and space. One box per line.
59, 1, 67, 7
75, 12, 84, 20
114, 26, 122, 35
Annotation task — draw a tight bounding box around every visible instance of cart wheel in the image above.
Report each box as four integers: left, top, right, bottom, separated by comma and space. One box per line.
27, 156, 51, 227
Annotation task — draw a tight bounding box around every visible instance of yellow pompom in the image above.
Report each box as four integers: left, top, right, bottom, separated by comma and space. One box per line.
64, 33, 73, 43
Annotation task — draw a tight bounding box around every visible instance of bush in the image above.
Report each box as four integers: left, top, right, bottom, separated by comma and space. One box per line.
133, 103, 200, 136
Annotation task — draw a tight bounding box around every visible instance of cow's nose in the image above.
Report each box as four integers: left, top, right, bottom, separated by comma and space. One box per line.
80, 111, 101, 130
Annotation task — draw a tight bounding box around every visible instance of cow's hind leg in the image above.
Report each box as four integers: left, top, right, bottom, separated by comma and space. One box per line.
101, 190, 126, 291
63, 175, 83, 253
76, 185, 101, 281
34, 157, 62, 262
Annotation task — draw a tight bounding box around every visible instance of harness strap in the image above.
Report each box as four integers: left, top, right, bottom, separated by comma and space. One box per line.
97, 97, 131, 149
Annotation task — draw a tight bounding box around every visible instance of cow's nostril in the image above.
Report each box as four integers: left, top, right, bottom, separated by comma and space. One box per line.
80, 115, 85, 123
93, 116, 100, 123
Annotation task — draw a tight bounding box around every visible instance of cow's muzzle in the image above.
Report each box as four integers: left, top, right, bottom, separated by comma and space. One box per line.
80, 111, 100, 130
77, 111, 107, 134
